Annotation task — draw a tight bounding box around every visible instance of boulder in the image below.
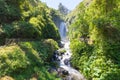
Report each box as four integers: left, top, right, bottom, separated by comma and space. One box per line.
48, 67, 57, 74
57, 67, 69, 77
58, 42, 64, 48
64, 59, 70, 65
62, 70, 69, 75
57, 49, 66, 56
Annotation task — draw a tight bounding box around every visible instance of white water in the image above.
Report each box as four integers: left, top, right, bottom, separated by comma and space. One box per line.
59, 22, 67, 41
58, 22, 85, 80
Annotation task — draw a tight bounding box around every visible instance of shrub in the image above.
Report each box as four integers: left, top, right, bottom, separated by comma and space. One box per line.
0, 39, 60, 79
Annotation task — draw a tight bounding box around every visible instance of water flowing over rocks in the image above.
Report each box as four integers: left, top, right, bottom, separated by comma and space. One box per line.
49, 22, 86, 80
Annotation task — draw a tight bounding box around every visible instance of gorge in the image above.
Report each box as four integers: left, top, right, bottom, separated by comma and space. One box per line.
0, 0, 120, 80
54, 22, 85, 80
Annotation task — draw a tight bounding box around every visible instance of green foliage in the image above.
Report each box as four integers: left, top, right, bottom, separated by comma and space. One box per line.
0, 45, 28, 76
0, 0, 21, 23
68, 2, 88, 40
70, 39, 120, 80
69, 0, 120, 80
70, 39, 93, 69
0, 0, 61, 79
66, 2, 85, 26
1, 21, 41, 39
58, 49, 66, 54
0, 39, 60, 79
49, 8, 64, 30
58, 3, 69, 17
0, 0, 60, 45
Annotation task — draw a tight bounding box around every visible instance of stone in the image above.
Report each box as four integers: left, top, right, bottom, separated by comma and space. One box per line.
57, 67, 69, 77
64, 59, 70, 65
62, 70, 69, 75
48, 67, 57, 73
58, 42, 64, 48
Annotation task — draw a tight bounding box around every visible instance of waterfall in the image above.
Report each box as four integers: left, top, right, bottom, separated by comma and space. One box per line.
59, 22, 67, 40
55, 22, 85, 80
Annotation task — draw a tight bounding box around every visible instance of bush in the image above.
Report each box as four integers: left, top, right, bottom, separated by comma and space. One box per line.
0, 39, 60, 79
68, 0, 120, 80
0, 45, 28, 76
70, 39, 120, 79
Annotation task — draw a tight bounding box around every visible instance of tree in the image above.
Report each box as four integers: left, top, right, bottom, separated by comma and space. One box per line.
58, 3, 69, 15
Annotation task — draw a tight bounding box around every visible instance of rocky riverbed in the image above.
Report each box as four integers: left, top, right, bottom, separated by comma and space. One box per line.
49, 41, 86, 80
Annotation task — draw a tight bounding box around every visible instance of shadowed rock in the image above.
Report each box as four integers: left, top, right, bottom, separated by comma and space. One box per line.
64, 59, 70, 65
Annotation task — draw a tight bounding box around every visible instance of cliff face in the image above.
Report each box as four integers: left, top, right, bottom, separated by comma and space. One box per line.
65, 0, 92, 27
52, 15, 63, 29
50, 3, 70, 29
49, 8, 63, 29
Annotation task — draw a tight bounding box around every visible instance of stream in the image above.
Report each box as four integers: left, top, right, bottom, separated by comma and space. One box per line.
52, 22, 86, 80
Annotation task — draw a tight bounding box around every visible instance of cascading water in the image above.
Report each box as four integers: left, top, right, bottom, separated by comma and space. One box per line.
57, 22, 85, 80
59, 22, 67, 41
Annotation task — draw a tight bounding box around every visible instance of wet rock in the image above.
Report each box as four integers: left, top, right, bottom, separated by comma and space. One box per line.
57, 49, 66, 56
54, 50, 59, 54
57, 67, 69, 77
58, 42, 65, 48
61, 52, 64, 55
52, 54, 56, 61
54, 50, 61, 56
59, 56, 63, 60
66, 53, 69, 55
53, 51, 60, 61
74, 67, 80, 70
62, 70, 69, 75
70, 73, 86, 80
63, 75, 72, 80
64, 59, 70, 65
51, 41, 86, 80
57, 67, 64, 73
48, 67, 57, 73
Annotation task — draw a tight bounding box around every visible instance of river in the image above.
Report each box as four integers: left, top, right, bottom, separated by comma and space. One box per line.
56, 22, 85, 80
